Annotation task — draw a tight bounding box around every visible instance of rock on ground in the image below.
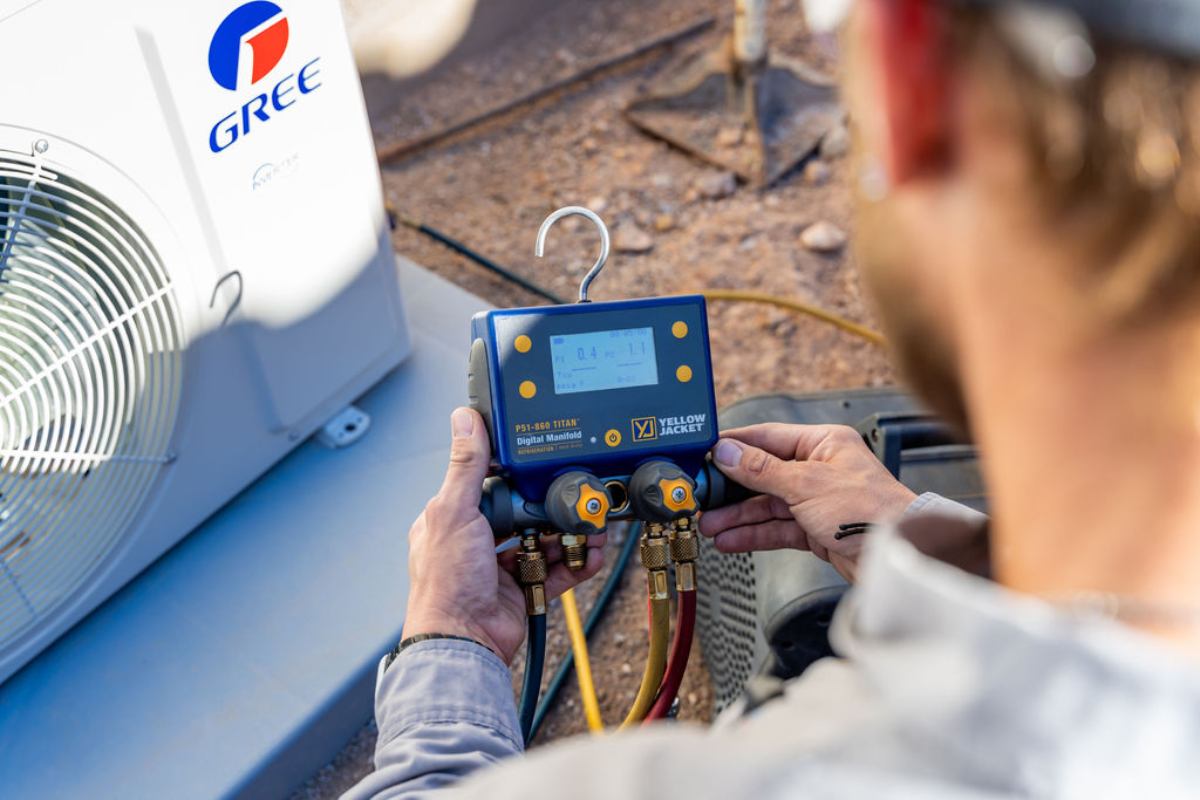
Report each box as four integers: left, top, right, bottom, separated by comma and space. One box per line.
695, 170, 738, 200
614, 224, 654, 253
800, 220, 848, 253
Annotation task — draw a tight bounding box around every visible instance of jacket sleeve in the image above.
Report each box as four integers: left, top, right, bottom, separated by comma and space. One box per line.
903, 492, 988, 526
341, 639, 523, 800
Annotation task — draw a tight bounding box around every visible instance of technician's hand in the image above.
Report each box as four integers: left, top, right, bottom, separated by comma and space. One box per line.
402, 407, 606, 665
698, 424, 916, 582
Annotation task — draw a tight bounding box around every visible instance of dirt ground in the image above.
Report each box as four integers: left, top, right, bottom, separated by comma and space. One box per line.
292, 0, 893, 796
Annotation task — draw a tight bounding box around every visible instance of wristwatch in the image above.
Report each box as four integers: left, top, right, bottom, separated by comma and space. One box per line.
383, 633, 490, 671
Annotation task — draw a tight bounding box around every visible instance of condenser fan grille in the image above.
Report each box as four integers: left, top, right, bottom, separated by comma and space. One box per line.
0, 149, 182, 654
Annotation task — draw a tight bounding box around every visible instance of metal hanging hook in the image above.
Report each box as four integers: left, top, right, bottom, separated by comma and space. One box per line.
535, 205, 610, 303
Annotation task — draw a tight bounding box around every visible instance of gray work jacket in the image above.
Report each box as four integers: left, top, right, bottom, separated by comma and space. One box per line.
344, 495, 1200, 799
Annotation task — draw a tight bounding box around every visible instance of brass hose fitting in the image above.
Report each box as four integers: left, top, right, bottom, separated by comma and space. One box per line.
516, 532, 548, 616
559, 533, 589, 573
640, 522, 670, 601
668, 516, 700, 592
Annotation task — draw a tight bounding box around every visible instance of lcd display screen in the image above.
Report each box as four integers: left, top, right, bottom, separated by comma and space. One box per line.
550, 327, 659, 394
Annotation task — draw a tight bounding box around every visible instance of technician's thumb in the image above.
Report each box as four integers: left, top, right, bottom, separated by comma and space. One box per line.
711, 438, 798, 501
438, 407, 489, 509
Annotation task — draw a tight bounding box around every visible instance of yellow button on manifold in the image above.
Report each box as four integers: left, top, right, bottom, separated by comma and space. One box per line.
515, 334, 532, 353
519, 380, 537, 399
604, 428, 622, 447
676, 365, 693, 383
672, 321, 688, 338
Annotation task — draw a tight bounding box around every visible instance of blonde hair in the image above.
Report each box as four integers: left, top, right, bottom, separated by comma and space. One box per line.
950, 7, 1200, 326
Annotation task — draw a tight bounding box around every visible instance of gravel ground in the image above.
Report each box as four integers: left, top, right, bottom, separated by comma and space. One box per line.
293, 1, 893, 796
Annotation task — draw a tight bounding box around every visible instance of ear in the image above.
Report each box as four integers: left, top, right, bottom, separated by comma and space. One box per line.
861, 0, 953, 184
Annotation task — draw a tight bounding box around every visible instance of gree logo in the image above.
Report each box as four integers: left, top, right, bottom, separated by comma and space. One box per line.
208, 1, 290, 92
205, 1, 323, 154
631, 417, 658, 442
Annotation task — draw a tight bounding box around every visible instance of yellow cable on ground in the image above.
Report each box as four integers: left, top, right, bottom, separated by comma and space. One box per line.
696, 289, 887, 347
561, 588, 604, 733
620, 595, 671, 729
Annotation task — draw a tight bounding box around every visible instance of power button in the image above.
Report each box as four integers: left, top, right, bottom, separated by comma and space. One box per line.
604, 429, 622, 447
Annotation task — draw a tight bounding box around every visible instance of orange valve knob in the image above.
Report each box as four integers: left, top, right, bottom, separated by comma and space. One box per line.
545, 471, 611, 571
628, 460, 698, 523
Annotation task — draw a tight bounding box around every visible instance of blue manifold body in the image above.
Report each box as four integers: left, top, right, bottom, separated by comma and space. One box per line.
469, 295, 719, 500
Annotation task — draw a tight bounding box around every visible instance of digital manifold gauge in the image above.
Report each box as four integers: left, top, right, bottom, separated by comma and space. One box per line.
471, 294, 718, 494
470, 207, 747, 567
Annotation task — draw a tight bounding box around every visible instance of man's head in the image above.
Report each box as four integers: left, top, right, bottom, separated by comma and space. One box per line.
834, 0, 1200, 431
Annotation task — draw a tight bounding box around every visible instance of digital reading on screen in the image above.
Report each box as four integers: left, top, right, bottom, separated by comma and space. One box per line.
550, 327, 659, 394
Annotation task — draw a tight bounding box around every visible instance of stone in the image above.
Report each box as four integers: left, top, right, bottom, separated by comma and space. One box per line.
695, 170, 737, 200
801, 220, 848, 253
653, 213, 676, 232
802, 159, 833, 186
614, 224, 654, 253
586, 196, 608, 213
820, 121, 851, 159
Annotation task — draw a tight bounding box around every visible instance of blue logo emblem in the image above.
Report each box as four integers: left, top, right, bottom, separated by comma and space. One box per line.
208, 1, 290, 92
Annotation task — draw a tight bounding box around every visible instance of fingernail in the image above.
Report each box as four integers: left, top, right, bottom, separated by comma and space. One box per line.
714, 439, 742, 467
451, 407, 474, 438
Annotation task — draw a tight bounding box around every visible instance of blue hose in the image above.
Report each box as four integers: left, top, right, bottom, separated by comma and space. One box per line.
528, 522, 642, 742
518, 613, 547, 745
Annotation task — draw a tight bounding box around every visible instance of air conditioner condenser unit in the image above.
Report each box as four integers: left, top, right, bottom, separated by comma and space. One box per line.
0, 0, 410, 684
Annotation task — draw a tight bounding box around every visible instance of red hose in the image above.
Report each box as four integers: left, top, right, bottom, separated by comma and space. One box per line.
644, 590, 697, 723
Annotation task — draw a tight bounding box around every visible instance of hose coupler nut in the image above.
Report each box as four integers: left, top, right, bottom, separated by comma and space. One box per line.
669, 517, 699, 591
668, 523, 700, 564
559, 533, 589, 572
516, 535, 548, 616
640, 525, 670, 600
640, 532, 669, 571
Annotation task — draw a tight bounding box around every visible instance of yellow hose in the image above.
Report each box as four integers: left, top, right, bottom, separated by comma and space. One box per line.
696, 289, 887, 347
620, 595, 671, 729
391, 213, 888, 347
561, 588, 604, 733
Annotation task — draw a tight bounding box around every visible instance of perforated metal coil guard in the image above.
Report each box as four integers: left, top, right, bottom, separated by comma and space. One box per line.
697, 542, 765, 713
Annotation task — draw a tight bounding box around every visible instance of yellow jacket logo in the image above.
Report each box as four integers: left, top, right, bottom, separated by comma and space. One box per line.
631, 417, 657, 441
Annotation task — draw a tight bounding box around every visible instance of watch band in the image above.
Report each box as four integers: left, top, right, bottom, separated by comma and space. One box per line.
383, 633, 491, 671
